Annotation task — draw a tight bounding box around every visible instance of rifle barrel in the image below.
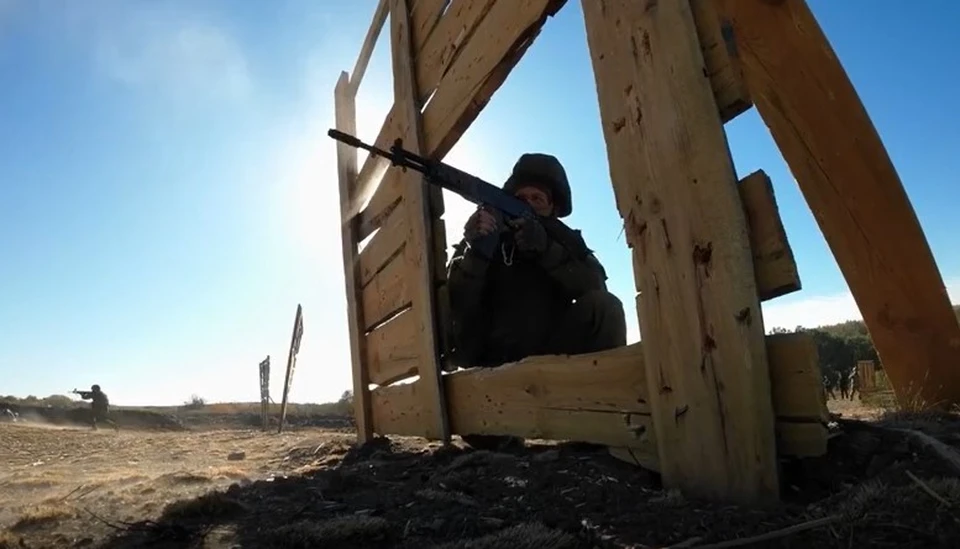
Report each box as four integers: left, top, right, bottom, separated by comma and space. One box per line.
328, 129, 394, 159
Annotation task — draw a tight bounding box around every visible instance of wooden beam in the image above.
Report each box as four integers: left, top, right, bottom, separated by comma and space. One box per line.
582, 0, 779, 504
715, 0, 960, 409
334, 72, 373, 443
349, 0, 390, 96
352, 0, 567, 236
365, 308, 419, 386
410, 0, 450, 52
371, 333, 827, 467
413, 0, 499, 100
739, 170, 800, 301
766, 333, 829, 422
389, 0, 450, 443
690, 0, 751, 122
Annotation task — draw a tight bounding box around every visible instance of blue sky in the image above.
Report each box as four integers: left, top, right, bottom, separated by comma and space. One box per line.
1, 0, 957, 406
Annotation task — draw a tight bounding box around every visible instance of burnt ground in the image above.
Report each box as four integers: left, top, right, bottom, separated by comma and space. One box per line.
3, 409, 957, 549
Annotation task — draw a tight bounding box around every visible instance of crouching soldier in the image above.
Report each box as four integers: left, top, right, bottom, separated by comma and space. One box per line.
445, 153, 627, 450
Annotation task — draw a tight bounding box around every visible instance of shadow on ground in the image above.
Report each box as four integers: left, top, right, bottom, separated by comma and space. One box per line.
77, 413, 960, 549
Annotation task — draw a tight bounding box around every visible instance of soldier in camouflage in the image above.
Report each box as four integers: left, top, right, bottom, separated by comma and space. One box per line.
76, 384, 119, 432
445, 153, 627, 449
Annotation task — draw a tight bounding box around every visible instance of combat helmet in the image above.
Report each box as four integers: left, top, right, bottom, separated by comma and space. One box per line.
91, 384, 101, 392
502, 153, 572, 218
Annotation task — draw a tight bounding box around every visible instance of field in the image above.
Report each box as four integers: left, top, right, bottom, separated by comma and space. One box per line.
2, 399, 960, 549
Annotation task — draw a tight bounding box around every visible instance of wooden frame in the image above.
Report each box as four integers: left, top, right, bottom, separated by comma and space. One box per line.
333, 0, 960, 504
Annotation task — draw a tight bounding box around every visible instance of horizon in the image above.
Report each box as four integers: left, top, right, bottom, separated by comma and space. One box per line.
2, 1, 958, 407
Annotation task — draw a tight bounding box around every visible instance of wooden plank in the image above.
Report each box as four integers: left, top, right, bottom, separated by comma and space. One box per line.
346, 0, 453, 230
372, 378, 654, 449
354, 0, 566, 237
349, 0, 390, 96
420, 0, 564, 163
365, 307, 420, 386
357, 171, 405, 240
361, 250, 411, 330
414, 0, 499, 99
716, 0, 960, 410
636, 183, 800, 304
739, 170, 800, 301
334, 73, 373, 443
858, 360, 877, 392
347, 0, 517, 226
766, 333, 829, 422
358, 208, 408, 288
690, 0, 751, 122
582, 0, 779, 504
371, 333, 826, 466
410, 0, 449, 52
389, 0, 450, 443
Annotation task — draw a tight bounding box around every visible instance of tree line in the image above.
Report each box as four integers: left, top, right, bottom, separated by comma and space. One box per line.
770, 304, 960, 399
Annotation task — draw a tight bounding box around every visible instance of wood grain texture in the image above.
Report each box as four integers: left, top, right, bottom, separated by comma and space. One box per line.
715, 0, 960, 409
371, 333, 826, 468
739, 170, 800, 301
334, 73, 373, 443
388, 0, 450, 442
582, 0, 779, 503
690, 0, 751, 122
365, 308, 420, 386
348, 0, 515, 227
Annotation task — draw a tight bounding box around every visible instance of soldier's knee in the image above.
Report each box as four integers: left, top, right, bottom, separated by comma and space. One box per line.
574, 290, 627, 348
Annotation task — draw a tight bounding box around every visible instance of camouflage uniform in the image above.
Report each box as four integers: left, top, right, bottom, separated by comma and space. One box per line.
444, 153, 627, 449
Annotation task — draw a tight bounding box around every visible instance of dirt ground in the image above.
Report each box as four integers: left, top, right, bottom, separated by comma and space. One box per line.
2, 400, 960, 549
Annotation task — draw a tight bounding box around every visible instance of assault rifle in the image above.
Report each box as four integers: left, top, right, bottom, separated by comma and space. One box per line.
328, 129, 581, 262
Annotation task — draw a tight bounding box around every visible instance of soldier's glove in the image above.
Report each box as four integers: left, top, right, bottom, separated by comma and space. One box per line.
465, 207, 503, 260
510, 218, 548, 255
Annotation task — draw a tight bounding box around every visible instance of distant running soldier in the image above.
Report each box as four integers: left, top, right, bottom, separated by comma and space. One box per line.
2, 408, 16, 422
73, 385, 119, 432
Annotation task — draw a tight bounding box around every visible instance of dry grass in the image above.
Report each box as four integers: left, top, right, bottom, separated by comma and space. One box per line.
0, 421, 355, 547
827, 396, 888, 420
0, 529, 21, 549
10, 503, 75, 532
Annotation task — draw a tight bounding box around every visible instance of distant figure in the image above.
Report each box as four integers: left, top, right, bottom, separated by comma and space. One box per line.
2, 408, 16, 422
74, 385, 119, 432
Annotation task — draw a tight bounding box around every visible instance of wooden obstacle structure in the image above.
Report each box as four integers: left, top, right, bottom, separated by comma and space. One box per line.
857, 359, 897, 408
332, 0, 960, 504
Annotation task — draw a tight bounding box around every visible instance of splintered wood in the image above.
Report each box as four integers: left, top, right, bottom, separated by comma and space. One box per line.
714, 0, 960, 410
582, 0, 779, 504
371, 332, 829, 469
